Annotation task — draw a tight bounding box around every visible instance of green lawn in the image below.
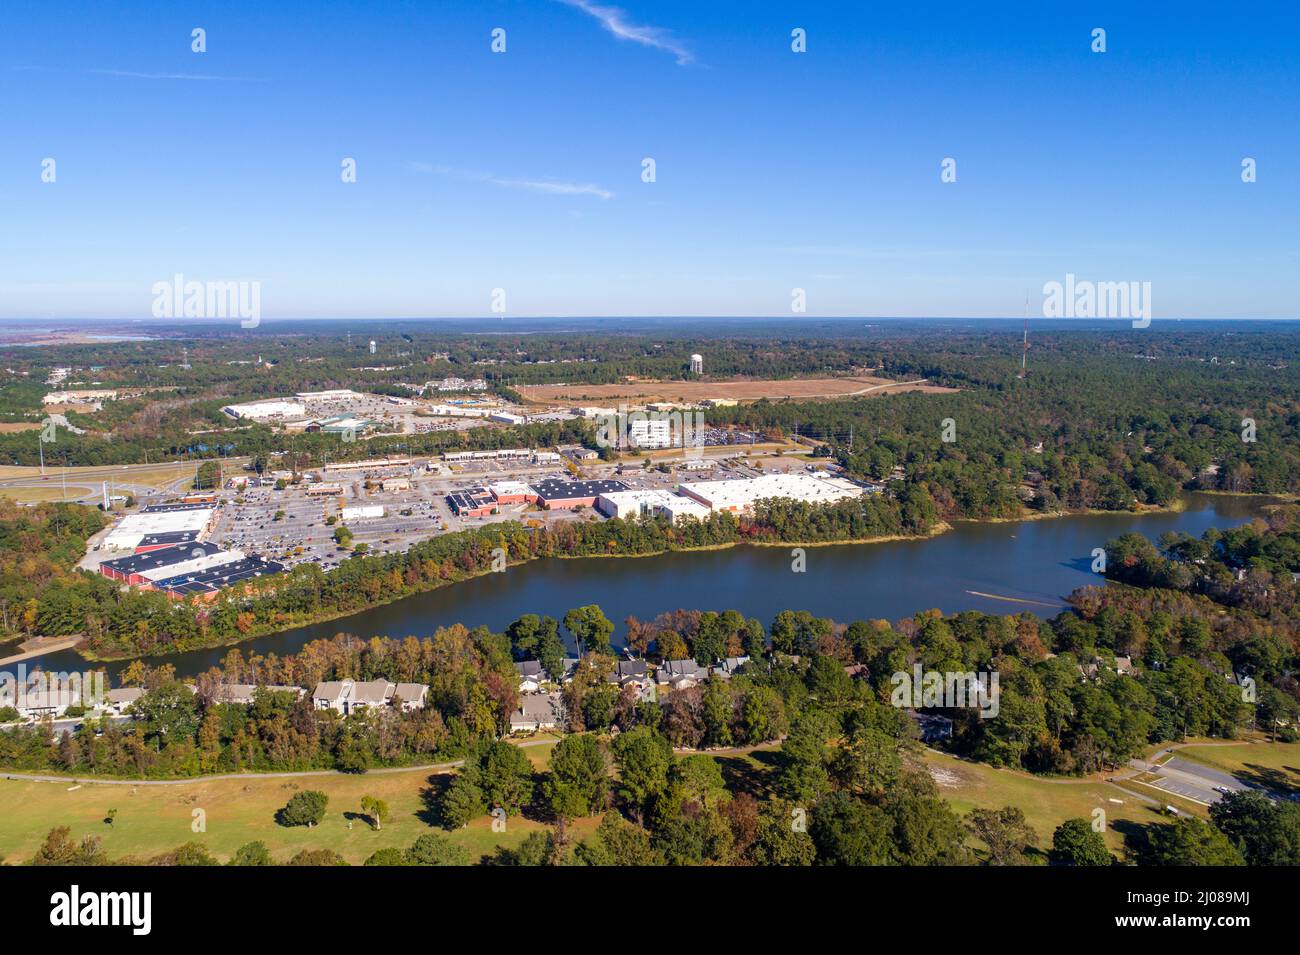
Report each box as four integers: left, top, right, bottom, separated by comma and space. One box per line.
921, 751, 1203, 853
10, 738, 1286, 865
0, 742, 595, 866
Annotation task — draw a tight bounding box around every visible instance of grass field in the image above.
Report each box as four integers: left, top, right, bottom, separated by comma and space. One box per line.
0, 486, 89, 503
0, 462, 199, 485
920, 751, 1205, 853
6, 738, 1275, 865
0, 741, 573, 866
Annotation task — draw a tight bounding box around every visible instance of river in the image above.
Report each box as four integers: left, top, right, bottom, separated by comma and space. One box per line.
32, 493, 1272, 679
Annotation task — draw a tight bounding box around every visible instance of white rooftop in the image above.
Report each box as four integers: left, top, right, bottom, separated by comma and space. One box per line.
489, 480, 534, 497
139, 549, 244, 582
104, 507, 216, 550
679, 473, 864, 512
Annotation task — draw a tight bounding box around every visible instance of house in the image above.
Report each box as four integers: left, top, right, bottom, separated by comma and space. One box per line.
210, 684, 305, 706
509, 692, 562, 733
393, 683, 429, 711
312, 681, 350, 712
16, 682, 82, 719
609, 659, 650, 688
347, 679, 395, 712
657, 659, 710, 689
310, 679, 422, 714
104, 687, 145, 714
1081, 655, 1137, 680
514, 660, 545, 693
842, 663, 869, 680
310, 679, 395, 715
912, 712, 954, 743
560, 658, 581, 681
714, 656, 751, 678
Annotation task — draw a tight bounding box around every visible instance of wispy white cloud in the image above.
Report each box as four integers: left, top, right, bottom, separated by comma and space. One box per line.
85, 69, 267, 82
781, 245, 1059, 259
407, 162, 614, 200
556, 0, 693, 65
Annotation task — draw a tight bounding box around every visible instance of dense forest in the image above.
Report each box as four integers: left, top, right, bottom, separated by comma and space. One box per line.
4, 324, 1296, 511
0, 501, 108, 646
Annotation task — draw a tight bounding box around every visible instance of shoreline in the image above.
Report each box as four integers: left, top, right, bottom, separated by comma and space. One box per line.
0, 637, 82, 668
47, 492, 1282, 664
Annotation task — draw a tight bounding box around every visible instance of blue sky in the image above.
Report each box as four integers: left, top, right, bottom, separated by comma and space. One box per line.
2, 0, 1297, 320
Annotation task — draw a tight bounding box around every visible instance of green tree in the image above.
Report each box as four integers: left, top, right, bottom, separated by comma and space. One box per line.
965, 806, 1038, 865
1139, 817, 1245, 866
279, 790, 328, 828
364, 847, 409, 866
545, 734, 609, 820
1209, 791, 1300, 866
1050, 818, 1113, 866
809, 791, 892, 865
446, 740, 534, 825
406, 832, 470, 866
287, 848, 349, 866
750, 799, 816, 866
360, 795, 389, 831
229, 841, 274, 866
133, 681, 200, 744
574, 812, 664, 866
612, 726, 675, 822
441, 776, 485, 829
153, 842, 219, 866
564, 604, 615, 653
493, 830, 559, 866
778, 709, 836, 804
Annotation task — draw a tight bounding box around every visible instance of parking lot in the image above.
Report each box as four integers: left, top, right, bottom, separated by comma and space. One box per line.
166, 445, 825, 572
211, 460, 606, 569
1139, 753, 1251, 806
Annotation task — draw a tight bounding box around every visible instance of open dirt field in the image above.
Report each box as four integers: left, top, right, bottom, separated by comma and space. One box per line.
518, 376, 955, 406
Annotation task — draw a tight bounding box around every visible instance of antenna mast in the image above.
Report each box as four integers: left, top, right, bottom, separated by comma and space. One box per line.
1018, 293, 1029, 379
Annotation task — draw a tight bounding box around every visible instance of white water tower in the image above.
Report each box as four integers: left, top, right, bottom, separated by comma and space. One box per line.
368, 339, 377, 355
689, 353, 703, 375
